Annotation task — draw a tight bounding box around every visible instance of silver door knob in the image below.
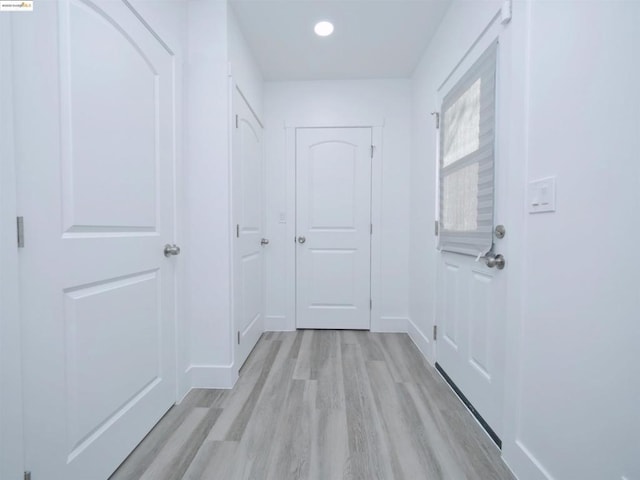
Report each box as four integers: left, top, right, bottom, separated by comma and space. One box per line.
297, 236, 306, 244
484, 252, 505, 270
261, 238, 269, 246
164, 244, 181, 257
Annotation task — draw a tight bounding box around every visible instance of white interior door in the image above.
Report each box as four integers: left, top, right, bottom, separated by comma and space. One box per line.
233, 88, 265, 369
296, 127, 372, 330
435, 34, 507, 444
13, 2, 177, 478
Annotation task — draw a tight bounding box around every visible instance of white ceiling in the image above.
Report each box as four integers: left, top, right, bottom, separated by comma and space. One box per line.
230, 0, 452, 81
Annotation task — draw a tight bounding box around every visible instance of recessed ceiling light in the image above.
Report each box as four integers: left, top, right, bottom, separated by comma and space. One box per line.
314, 21, 334, 37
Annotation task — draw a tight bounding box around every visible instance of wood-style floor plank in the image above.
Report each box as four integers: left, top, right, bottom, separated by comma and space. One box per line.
308, 405, 349, 479
110, 331, 516, 480
342, 343, 396, 480
227, 334, 298, 480
182, 441, 238, 480
264, 379, 313, 480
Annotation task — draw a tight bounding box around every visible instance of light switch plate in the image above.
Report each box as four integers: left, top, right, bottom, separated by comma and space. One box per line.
528, 176, 556, 213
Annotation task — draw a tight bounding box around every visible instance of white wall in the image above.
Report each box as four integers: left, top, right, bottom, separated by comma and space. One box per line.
183, 0, 235, 387
228, 6, 264, 120
510, 2, 640, 479
182, 0, 265, 389
409, 1, 640, 479
263, 80, 412, 331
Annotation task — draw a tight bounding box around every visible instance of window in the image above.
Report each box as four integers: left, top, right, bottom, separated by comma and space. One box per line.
438, 41, 498, 257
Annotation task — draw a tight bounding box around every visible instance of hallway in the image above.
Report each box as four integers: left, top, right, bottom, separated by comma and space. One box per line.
111, 331, 514, 479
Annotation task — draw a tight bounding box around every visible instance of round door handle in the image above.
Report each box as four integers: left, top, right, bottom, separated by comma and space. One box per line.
261, 238, 270, 246
484, 252, 505, 270
164, 244, 181, 257
297, 236, 306, 244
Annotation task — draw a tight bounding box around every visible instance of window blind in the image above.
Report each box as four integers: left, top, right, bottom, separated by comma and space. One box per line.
438, 41, 498, 257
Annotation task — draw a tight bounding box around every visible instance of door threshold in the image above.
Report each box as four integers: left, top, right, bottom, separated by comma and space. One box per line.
435, 363, 502, 449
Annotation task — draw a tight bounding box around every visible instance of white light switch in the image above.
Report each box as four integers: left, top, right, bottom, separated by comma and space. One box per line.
528, 176, 556, 213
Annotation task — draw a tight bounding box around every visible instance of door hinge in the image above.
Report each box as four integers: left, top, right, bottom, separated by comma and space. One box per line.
17, 216, 24, 248
370, 223, 373, 235
370, 299, 372, 310
433, 325, 438, 341
370, 145, 375, 158
236, 224, 239, 238
24, 472, 31, 480
434, 220, 439, 236
235, 114, 239, 128
237, 331, 240, 344
430, 112, 440, 129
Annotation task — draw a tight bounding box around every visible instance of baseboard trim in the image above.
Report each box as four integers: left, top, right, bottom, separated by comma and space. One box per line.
186, 364, 238, 389
265, 315, 410, 333
264, 315, 291, 331
407, 318, 433, 363
372, 316, 408, 332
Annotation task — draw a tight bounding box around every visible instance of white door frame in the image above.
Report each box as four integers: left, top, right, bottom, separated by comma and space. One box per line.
0, 15, 25, 480
283, 120, 384, 331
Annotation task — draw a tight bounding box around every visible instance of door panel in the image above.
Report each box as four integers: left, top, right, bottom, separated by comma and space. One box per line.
442, 262, 460, 349
437, 253, 505, 438
296, 128, 372, 330
233, 89, 264, 370
309, 142, 358, 229
14, 2, 177, 478
468, 269, 493, 378
63, 0, 158, 230
65, 272, 161, 457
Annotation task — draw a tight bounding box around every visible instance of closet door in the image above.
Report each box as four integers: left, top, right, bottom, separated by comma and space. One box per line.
233, 87, 265, 370
295, 127, 372, 330
14, 1, 178, 478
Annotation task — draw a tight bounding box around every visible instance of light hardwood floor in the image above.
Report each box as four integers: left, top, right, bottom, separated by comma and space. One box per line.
110, 331, 515, 480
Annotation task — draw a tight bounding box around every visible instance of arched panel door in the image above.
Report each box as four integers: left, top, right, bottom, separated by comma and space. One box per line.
295, 128, 372, 330
233, 88, 265, 370
13, 1, 178, 478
